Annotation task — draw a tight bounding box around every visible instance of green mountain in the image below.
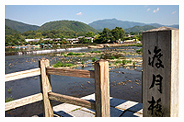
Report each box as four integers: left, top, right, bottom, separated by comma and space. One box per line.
124, 25, 156, 33
88, 18, 145, 31
88, 18, 179, 31
5, 19, 39, 33
38, 20, 98, 33
5, 25, 20, 35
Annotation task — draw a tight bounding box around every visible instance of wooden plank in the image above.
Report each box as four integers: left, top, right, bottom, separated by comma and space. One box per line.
48, 92, 95, 110
5, 93, 43, 111
94, 59, 110, 117
39, 59, 53, 117
5, 68, 40, 82
46, 67, 95, 79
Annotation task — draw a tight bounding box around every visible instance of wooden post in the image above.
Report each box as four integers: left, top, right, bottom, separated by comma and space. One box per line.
94, 59, 110, 117
39, 58, 53, 117
142, 27, 179, 117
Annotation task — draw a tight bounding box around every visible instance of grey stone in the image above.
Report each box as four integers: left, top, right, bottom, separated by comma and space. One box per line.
69, 109, 95, 117
116, 101, 138, 110
53, 103, 81, 113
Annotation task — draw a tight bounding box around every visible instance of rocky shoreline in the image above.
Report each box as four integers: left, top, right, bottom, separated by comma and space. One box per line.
52, 47, 142, 69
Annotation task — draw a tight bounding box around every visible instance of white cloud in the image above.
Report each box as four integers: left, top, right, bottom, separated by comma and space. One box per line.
147, 8, 150, 11
153, 8, 159, 13
76, 12, 82, 16
171, 11, 176, 15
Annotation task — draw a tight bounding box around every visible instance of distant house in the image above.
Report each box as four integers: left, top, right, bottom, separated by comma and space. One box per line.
66, 38, 79, 44
78, 36, 85, 39
125, 34, 135, 38
116, 39, 123, 44
85, 37, 94, 43
25, 39, 40, 42
42, 38, 52, 41
124, 39, 134, 42
53, 38, 61, 41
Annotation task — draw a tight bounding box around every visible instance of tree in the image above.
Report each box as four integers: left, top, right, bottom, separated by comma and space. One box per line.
85, 31, 95, 37
111, 27, 125, 43
35, 32, 42, 38
99, 28, 112, 43
138, 34, 142, 41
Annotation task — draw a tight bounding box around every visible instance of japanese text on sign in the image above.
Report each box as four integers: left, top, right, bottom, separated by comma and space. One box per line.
147, 46, 164, 116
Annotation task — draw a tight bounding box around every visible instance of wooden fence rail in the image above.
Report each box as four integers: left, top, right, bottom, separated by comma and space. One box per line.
48, 92, 95, 110
5, 58, 110, 117
5, 93, 43, 111
5, 68, 40, 82
46, 67, 95, 79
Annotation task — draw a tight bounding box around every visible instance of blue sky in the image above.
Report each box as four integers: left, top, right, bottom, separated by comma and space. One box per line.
5, 5, 179, 26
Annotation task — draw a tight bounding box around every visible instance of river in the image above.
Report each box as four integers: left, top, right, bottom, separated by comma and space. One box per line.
5, 46, 142, 116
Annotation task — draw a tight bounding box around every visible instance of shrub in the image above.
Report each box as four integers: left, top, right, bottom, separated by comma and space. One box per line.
53, 61, 62, 67
81, 61, 85, 65
53, 61, 74, 68
122, 60, 127, 65
8, 87, 12, 94
67, 52, 84, 56
110, 56, 116, 59
127, 60, 132, 63
90, 51, 101, 53
133, 62, 136, 67
92, 57, 97, 62
115, 60, 122, 64
5, 96, 13, 103
67, 52, 74, 55
136, 48, 143, 53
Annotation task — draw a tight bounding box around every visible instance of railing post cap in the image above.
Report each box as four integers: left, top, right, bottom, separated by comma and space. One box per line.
95, 59, 107, 64
39, 58, 48, 61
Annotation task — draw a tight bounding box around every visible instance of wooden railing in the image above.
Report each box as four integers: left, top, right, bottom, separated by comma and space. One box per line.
5, 58, 110, 117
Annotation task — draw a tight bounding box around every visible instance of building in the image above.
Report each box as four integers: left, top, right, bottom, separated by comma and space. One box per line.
66, 38, 79, 44
53, 38, 61, 41
25, 39, 40, 42
42, 38, 53, 41
85, 37, 94, 43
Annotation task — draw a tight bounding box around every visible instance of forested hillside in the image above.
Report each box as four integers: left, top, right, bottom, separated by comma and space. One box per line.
88, 18, 179, 32
88, 18, 145, 31
124, 25, 156, 33
5, 25, 20, 35
38, 20, 98, 34
5, 19, 39, 33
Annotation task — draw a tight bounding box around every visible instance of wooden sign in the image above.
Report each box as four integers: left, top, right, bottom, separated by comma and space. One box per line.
142, 27, 179, 117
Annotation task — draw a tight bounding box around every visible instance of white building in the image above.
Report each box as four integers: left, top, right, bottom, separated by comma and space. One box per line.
25, 39, 40, 42
85, 37, 94, 43
66, 38, 79, 44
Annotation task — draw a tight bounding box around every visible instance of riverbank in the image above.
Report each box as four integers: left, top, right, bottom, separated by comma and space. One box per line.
51, 47, 142, 69
5, 42, 142, 56
89, 42, 142, 48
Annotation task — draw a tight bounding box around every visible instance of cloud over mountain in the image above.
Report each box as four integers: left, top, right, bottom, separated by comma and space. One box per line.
76, 12, 82, 16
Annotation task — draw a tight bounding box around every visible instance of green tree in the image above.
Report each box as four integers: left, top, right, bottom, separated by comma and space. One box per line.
99, 28, 112, 43
111, 27, 125, 42
35, 32, 42, 38
138, 34, 142, 41
85, 31, 95, 37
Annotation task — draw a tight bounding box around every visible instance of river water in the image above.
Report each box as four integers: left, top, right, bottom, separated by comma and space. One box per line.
5, 46, 142, 116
